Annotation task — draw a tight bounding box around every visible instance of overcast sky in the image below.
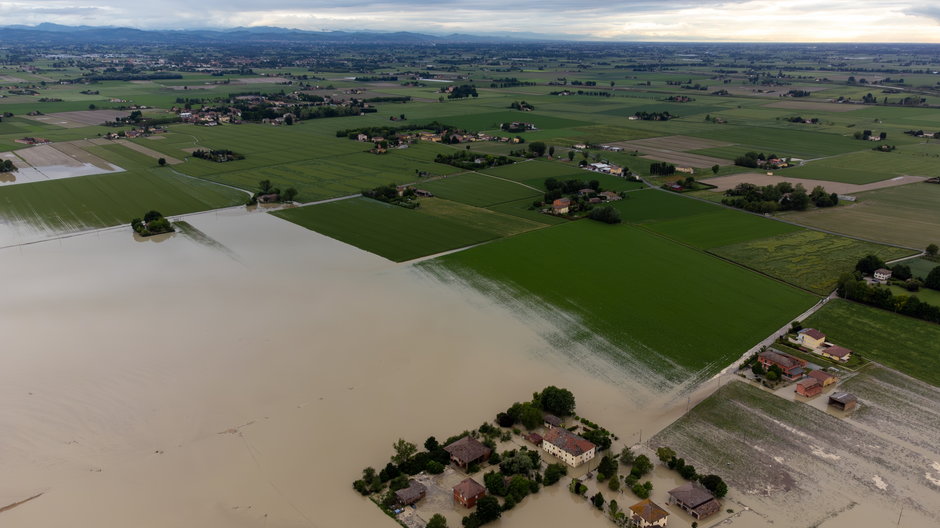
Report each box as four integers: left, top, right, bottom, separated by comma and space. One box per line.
2, 0, 940, 41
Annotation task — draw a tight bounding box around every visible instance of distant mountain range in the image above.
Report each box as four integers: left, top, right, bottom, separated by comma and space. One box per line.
0, 23, 555, 44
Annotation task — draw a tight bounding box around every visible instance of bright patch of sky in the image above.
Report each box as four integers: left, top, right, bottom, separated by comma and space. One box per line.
1, 0, 939, 41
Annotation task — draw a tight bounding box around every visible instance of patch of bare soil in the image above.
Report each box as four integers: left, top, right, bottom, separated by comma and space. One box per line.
703, 172, 926, 195
20, 110, 130, 128
114, 140, 182, 164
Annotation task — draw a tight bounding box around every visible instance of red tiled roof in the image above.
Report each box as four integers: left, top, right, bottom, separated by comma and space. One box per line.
630, 499, 669, 522
800, 328, 826, 340
543, 427, 595, 456
807, 370, 836, 383
453, 478, 485, 499
823, 345, 852, 358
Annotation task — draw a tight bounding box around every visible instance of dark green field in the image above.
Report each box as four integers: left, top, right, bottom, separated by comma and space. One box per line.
425, 219, 816, 378
272, 197, 545, 262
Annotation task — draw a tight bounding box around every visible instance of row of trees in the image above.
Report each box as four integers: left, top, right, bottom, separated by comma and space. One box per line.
192, 148, 244, 163
336, 121, 455, 139
656, 446, 728, 498
853, 130, 887, 141
649, 161, 676, 176
838, 272, 940, 324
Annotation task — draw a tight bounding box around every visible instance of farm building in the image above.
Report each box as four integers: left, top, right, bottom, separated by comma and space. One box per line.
806, 369, 837, 386
629, 498, 670, 527
541, 427, 596, 467
667, 482, 720, 520
829, 392, 858, 412
796, 378, 822, 397
758, 349, 807, 380
543, 414, 562, 429
444, 436, 492, 469
394, 480, 427, 506
874, 268, 892, 281
453, 477, 486, 508
599, 191, 622, 201
820, 345, 852, 362
552, 198, 571, 215
524, 432, 543, 446
797, 328, 826, 349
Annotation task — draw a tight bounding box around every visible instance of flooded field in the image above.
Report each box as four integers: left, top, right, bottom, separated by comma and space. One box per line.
651, 378, 940, 528
0, 209, 709, 527
0, 208, 935, 528
0, 142, 123, 185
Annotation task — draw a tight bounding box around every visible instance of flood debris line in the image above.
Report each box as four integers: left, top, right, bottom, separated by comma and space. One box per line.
0, 493, 44, 514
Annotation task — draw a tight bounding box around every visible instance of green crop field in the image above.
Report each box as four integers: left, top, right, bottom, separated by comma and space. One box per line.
802, 299, 940, 387
419, 172, 540, 207
272, 196, 544, 262
424, 220, 815, 378
645, 207, 801, 249
0, 169, 246, 235
898, 257, 940, 279
609, 189, 718, 224
779, 183, 940, 249
711, 230, 916, 295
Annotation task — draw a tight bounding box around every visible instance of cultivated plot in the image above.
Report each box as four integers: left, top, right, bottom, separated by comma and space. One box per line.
711, 230, 916, 295
20, 109, 130, 128
424, 219, 815, 378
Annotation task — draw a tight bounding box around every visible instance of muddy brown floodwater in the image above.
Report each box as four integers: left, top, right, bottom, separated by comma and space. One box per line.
0, 209, 709, 528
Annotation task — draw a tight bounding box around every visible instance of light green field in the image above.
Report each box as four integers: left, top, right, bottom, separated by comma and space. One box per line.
272, 196, 545, 262
420, 172, 540, 207
711, 230, 916, 294
0, 169, 246, 234
779, 183, 940, 249
803, 299, 940, 387
645, 207, 801, 249
425, 220, 815, 378
782, 149, 940, 184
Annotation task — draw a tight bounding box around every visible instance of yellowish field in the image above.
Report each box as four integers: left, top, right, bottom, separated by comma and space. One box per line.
703, 172, 925, 195
20, 109, 130, 128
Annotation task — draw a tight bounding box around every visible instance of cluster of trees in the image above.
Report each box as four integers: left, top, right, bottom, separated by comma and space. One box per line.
837, 272, 940, 324
786, 116, 819, 124
873, 144, 896, 152
192, 148, 245, 163
130, 210, 173, 237
354, 76, 398, 82
364, 96, 411, 103
0, 159, 17, 172
853, 130, 887, 141
508, 100, 535, 111
784, 89, 811, 97
480, 448, 541, 515
664, 176, 697, 191
496, 386, 576, 430
721, 181, 832, 213
352, 435, 467, 507
588, 206, 622, 224
649, 161, 677, 176
490, 78, 536, 88
733, 151, 784, 168
632, 111, 674, 121
247, 179, 297, 205
445, 85, 478, 99
904, 129, 939, 138
856, 252, 940, 292
361, 183, 419, 209
500, 122, 534, 133
434, 151, 514, 170
336, 121, 456, 140
550, 90, 613, 97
